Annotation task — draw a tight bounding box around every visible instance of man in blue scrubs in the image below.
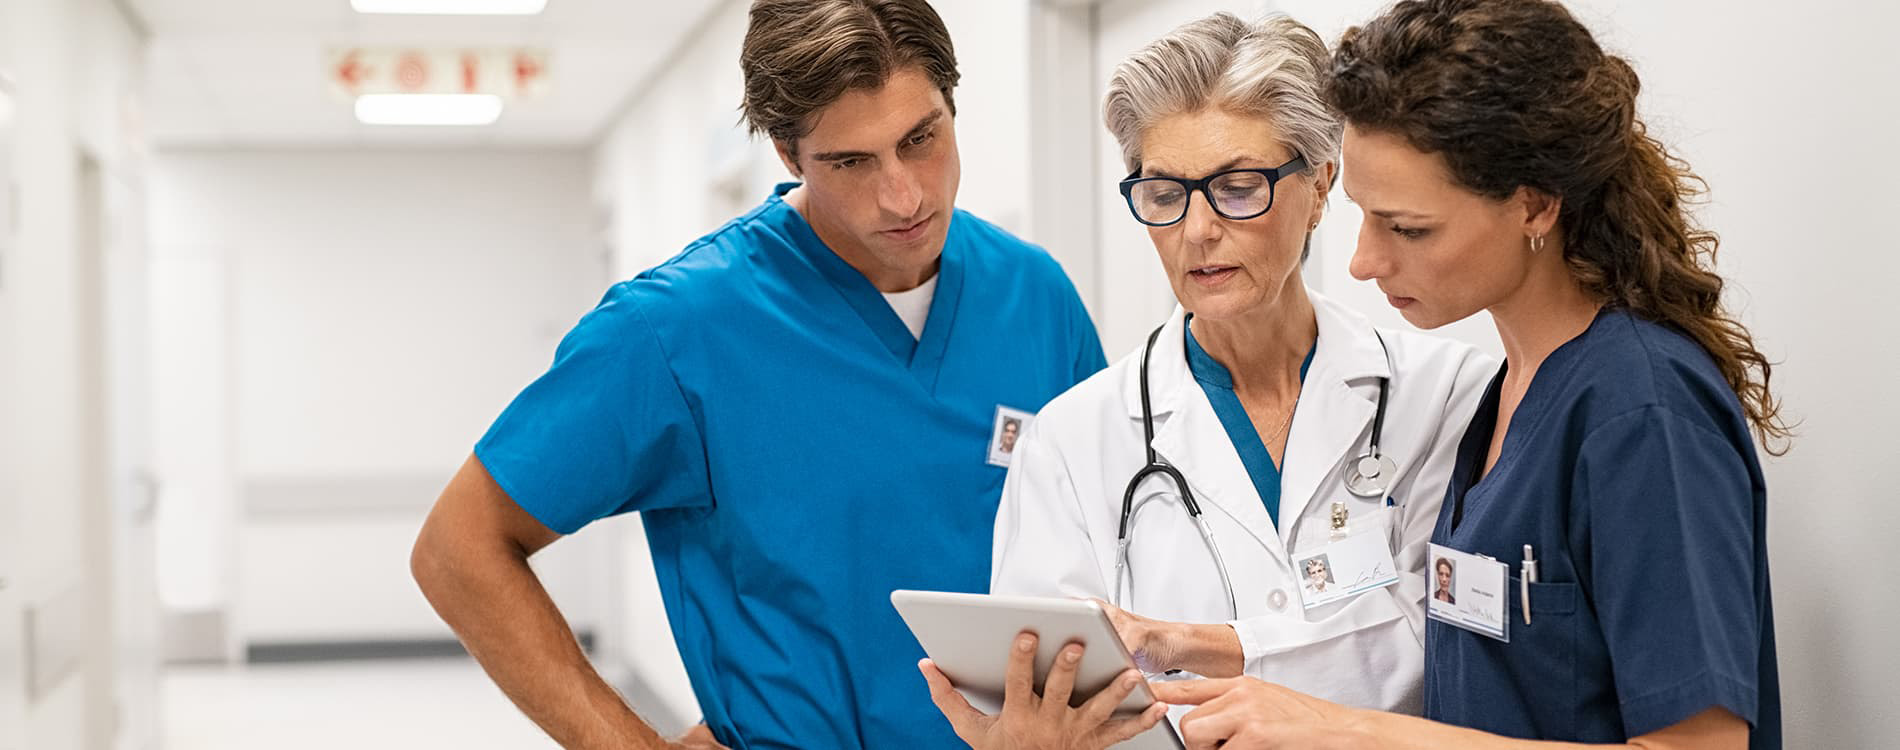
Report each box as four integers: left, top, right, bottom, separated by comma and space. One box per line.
409, 2, 1104, 749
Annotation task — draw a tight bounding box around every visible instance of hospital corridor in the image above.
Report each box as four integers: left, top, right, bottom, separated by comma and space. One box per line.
0, 0, 1896, 748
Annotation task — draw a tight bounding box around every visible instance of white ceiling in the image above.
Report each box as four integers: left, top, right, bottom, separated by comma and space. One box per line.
131, 0, 724, 148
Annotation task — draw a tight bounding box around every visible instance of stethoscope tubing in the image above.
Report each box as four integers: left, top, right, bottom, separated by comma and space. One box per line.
1114, 322, 1395, 620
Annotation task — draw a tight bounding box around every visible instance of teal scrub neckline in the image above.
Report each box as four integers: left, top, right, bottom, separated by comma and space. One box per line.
1183, 316, 1316, 527
766, 182, 965, 393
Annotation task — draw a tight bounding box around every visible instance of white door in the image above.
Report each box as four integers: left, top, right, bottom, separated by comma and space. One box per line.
75, 151, 116, 750
101, 163, 160, 750
68, 148, 159, 750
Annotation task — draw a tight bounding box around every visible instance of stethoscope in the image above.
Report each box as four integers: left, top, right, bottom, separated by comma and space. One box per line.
1111, 322, 1397, 620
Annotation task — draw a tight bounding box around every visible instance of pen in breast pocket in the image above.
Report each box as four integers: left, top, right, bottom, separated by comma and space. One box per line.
1520, 544, 1539, 625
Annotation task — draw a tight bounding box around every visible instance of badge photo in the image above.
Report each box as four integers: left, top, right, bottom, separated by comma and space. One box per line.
1294, 515, 1400, 610
1426, 543, 1510, 642
987, 405, 1034, 468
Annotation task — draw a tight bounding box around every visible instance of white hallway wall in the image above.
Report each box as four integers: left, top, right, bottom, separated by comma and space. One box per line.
146, 149, 613, 646
0, 0, 152, 748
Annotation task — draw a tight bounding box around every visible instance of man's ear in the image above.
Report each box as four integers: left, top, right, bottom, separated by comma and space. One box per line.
774, 138, 802, 179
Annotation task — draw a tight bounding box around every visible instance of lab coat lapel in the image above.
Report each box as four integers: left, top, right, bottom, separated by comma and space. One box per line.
1138, 310, 1289, 560
1277, 293, 1392, 538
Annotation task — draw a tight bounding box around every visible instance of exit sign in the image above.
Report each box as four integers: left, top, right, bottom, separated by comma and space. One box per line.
327, 47, 549, 99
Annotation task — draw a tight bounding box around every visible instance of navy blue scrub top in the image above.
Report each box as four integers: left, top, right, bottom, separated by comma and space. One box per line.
475, 184, 1107, 750
1184, 316, 1314, 526
1425, 307, 1779, 747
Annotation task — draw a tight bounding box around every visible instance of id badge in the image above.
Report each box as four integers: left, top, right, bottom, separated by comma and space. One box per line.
1294, 511, 1400, 610
986, 405, 1033, 468
1426, 543, 1510, 642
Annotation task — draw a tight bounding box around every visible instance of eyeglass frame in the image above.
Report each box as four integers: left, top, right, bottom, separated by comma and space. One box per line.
1117, 153, 1310, 227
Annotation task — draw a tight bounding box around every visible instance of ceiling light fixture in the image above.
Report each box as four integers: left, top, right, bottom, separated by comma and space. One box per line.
350, 0, 548, 15
354, 94, 504, 126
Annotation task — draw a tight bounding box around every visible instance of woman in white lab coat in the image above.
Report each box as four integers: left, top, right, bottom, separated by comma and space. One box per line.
920, 12, 1493, 750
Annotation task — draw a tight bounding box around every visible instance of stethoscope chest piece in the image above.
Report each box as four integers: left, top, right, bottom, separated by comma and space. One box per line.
1344, 452, 1397, 498
1118, 322, 1403, 619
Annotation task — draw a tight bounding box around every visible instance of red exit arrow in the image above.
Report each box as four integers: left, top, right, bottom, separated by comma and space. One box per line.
514, 53, 543, 90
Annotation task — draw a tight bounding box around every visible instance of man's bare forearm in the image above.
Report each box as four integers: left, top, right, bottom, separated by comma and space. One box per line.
413, 533, 670, 749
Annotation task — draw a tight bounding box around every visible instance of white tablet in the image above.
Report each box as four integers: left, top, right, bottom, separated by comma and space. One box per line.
891, 590, 1184, 749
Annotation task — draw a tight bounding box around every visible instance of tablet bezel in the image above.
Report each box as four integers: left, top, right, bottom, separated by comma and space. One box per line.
891, 589, 1183, 749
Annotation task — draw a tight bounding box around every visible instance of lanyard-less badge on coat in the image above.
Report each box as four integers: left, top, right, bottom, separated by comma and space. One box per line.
1293, 502, 1401, 611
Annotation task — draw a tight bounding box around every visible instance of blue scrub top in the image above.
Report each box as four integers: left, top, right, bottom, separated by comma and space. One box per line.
1425, 307, 1779, 747
475, 184, 1106, 750
1183, 316, 1314, 526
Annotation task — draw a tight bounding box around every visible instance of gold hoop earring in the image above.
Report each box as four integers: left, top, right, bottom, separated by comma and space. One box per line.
1530, 234, 1546, 254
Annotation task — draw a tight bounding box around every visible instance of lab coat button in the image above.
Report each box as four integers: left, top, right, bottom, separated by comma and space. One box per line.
1268, 589, 1288, 611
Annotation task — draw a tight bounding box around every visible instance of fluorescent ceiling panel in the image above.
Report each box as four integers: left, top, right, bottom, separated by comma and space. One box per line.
350, 0, 548, 15
354, 94, 503, 125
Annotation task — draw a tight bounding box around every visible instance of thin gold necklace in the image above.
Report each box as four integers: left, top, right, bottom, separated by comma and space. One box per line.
1252, 388, 1301, 455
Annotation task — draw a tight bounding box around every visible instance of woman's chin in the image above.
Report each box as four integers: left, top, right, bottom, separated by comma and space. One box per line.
1394, 304, 1446, 330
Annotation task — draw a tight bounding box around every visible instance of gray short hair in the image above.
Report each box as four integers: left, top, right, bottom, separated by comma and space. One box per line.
1104, 12, 1341, 183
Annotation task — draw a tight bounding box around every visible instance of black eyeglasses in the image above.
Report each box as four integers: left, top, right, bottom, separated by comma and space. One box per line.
1118, 154, 1308, 227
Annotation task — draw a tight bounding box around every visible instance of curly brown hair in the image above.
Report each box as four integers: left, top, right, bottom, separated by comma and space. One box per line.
1325, 0, 1791, 453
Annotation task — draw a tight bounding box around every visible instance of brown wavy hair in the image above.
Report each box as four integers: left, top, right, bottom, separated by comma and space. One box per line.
740, 0, 959, 156
1325, 0, 1791, 453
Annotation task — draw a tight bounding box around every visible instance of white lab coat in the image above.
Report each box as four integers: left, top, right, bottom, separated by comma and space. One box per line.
991, 291, 1494, 713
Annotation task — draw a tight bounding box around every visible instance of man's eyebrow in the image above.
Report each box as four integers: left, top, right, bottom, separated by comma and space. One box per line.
900, 110, 944, 141
810, 147, 874, 162
809, 110, 945, 162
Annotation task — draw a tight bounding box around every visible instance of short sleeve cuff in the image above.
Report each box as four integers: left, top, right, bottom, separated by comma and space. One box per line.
1620, 669, 1758, 738
474, 437, 585, 535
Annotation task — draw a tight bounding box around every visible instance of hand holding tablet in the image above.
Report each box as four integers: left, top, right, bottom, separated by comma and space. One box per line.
893, 590, 1185, 749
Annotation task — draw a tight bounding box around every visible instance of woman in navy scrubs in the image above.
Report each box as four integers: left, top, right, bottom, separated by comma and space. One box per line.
1152, 1, 1787, 748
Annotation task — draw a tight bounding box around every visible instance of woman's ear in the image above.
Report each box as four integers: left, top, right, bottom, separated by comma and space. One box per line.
1308, 161, 1337, 229
1516, 186, 1562, 238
